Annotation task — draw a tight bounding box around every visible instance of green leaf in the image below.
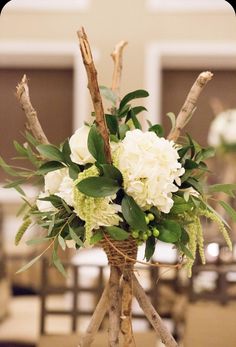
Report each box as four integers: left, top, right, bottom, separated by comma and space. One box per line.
69, 226, 84, 247
100, 86, 117, 105
26, 237, 50, 245
16, 252, 44, 274
0, 156, 18, 177
121, 194, 147, 232
119, 89, 149, 111
38, 194, 62, 208
90, 231, 103, 245
58, 234, 66, 251
132, 106, 147, 116
25, 143, 40, 168
219, 201, 236, 222
37, 144, 64, 162
105, 226, 129, 241
208, 184, 236, 198
180, 228, 190, 245
186, 177, 203, 194
119, 124, 130, 140
105, 114, 118, 135
195, 147, 215, 162
166, 112, 176, 132
158, 220, 182, 243
87, 125, 107, 164
145, 236, 156, 261
13, 141, 28, 156
77, 176, 120, 197
4, 178, 26, 189
149, 124, 164, 137
184, 159, 199, 170
37, 161, 65, 175
101, 164, 123, 183
62, 139, 73, 164
118, 104, 131, 118
25, 131, 40, 147
52, 245, 67, 277
110, 134, 119, 143
69, 163, 81, 179
130, 108, 141, 129
178, 243, 194, 260
178, 145, 192, 160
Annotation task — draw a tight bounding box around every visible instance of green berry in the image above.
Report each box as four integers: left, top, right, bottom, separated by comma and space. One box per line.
137, 240, 143, 246
142, 234, 148, 241
145, 216, 150, 224
152, 228, 160, 237
147, 230, 152, 237
147, 213, 155, 221
132, 230, 139, 239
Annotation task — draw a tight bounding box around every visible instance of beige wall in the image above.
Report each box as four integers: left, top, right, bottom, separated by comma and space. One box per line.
1, 0, 236, 95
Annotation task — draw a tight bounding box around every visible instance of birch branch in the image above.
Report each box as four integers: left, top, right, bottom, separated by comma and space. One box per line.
78, 284, 109, 347
16, 75, 49, 144
111, 40, 128, 102
133, 275, 178, 347
77, 27, 112, 163
168, 71, 213, 142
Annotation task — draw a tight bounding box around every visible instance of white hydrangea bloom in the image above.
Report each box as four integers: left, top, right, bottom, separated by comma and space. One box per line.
208, 109, 236, 147
115, 129, 185, 213
69, 125, 96, 165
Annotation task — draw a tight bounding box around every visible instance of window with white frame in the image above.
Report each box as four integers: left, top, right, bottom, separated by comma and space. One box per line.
5, 0, 90, 12
147, 0, 232, 12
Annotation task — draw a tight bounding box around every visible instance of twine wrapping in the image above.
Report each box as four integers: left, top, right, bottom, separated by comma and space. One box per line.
101, 235, 137, 267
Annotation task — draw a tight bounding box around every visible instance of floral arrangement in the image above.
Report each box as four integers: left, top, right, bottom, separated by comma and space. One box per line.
1, 77, 234, 278
208, 109, 236, 151
2, 28, 236, 347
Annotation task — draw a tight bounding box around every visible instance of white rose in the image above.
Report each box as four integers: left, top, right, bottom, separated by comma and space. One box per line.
115, 129, 184, 213
56, 174, 74, 207
69, 126, 96, 165
44, 169, 67, 194
36, 192, 57, 212
41, 168, 74, 207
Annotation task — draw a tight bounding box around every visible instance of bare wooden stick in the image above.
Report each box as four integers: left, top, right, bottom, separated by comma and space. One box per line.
133, 275, 178, 347
168, 71, 213, 142
16, 75, 49, 144
108, 266, 122, 347
77, 27, 112, 163
111, 40, 128, 100
79, 284, 109, 347
121, 267, 136, 347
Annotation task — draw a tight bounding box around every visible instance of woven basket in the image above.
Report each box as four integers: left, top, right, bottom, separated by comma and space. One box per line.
101, 235, 137, 268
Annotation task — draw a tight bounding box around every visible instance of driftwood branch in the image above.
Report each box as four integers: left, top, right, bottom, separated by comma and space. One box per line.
168, 71, 213, 142
111, 40, 128, 101
77, 27, 112, 163
121, 267, 136, 347
133, 275, 178, 347
16, 75, 49, 144
78, 284, 109, 347
108, 266, 122, 347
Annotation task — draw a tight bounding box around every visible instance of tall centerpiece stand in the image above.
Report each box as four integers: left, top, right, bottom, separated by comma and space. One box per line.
16, 28, 213, 347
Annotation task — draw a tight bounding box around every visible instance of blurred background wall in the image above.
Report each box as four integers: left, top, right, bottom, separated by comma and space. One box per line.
1, 2, 236, 345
